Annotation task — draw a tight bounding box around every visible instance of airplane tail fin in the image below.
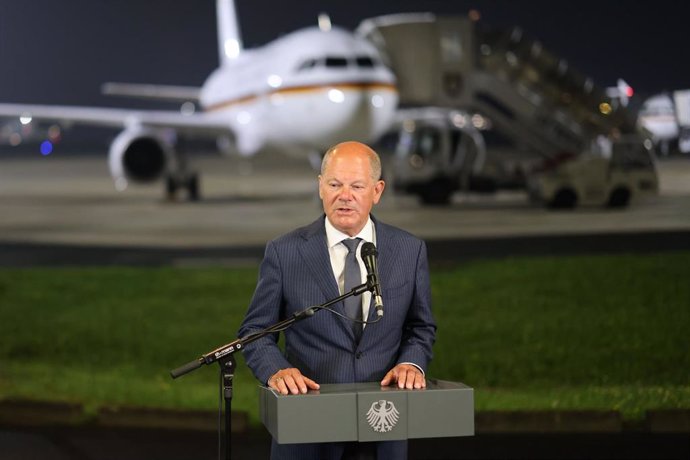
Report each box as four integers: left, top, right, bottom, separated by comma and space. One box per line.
606, 78, 634, 107
217, 0, 243, 66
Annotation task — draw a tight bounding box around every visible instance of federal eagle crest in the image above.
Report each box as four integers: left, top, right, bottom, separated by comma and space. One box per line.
366, 399, 400, 432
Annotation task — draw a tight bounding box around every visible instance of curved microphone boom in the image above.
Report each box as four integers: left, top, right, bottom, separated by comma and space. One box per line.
361, 242, 383, 317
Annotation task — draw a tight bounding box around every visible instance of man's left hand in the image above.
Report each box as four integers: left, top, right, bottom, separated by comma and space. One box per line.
380, 363, 426, 389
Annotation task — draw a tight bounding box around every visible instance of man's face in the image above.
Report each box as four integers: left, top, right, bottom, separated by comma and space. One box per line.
319, 149, 385, 236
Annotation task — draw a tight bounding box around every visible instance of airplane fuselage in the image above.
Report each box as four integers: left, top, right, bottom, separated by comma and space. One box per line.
200, 26, 398, 155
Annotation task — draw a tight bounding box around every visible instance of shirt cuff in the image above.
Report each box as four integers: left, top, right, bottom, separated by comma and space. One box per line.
399, 362, 425, 376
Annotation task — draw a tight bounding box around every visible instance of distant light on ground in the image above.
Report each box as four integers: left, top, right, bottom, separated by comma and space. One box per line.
40, 140, 53, 155
9, 133, 22, 146
47, 124, 62, 142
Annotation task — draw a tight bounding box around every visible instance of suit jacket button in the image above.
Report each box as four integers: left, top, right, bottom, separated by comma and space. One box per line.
355, 352, 363, 359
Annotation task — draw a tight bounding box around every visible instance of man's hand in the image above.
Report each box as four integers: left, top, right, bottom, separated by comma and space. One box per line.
268, 368, 320, 395
380, 363, 426, 389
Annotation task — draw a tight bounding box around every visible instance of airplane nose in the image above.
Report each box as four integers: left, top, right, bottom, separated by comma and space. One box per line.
329, 85, 398, 142
260, 84, 398, 152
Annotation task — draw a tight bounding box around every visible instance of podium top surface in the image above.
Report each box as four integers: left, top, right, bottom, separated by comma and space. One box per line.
262, 379, 472, 397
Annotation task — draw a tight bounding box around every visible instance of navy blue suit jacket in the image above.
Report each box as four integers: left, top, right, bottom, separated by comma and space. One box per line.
238, 215, 436, 459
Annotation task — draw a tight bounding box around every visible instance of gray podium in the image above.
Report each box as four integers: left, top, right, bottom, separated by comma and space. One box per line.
259, 379, 473, 444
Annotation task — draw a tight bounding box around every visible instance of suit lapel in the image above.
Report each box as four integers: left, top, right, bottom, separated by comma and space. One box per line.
298, 217, 360, 341
297, 217, 340, 301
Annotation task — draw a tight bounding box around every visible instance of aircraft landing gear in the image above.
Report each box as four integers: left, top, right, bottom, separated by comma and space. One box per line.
166, 172, 200, 201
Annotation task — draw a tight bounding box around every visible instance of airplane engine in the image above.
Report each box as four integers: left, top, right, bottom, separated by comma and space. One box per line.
108, 127, 172, 190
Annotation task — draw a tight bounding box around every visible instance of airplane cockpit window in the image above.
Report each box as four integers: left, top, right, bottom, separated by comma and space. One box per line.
297, 59, 317, 71
355, 56, 376, 68
325, 57, 348, 67
296, 55, 379, 71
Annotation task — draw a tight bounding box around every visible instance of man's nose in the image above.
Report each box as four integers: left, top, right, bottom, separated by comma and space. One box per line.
338, 186, 353, 200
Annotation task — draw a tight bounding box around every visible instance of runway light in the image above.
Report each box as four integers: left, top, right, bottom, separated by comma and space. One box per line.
40, 140, 53, 156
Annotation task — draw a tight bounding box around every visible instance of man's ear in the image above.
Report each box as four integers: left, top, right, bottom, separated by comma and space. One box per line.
373, 180, 385, 203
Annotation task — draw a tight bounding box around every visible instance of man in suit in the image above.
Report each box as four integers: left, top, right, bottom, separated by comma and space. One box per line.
238, 141, 436, 459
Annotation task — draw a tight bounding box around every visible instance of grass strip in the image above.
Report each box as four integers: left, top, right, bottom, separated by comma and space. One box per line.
1, 252, 688, 424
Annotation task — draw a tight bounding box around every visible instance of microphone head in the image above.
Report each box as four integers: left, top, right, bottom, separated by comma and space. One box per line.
361, 242, 378, 257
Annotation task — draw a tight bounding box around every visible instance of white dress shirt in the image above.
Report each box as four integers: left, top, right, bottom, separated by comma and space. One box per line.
324, 216, 375, 327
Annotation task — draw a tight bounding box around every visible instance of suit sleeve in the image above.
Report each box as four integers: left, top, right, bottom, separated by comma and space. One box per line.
237, 240, 293, 384
396, 240, 436, 372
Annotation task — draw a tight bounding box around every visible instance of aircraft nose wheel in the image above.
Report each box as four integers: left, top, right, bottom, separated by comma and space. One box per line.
166, 173, 200, 201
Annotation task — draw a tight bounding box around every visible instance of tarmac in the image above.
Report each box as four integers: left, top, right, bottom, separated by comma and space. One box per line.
1, 151, 689, 265
1, 150, 690, 458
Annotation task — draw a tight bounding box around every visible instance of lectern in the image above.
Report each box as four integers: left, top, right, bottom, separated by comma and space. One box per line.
260, 379, 474, 444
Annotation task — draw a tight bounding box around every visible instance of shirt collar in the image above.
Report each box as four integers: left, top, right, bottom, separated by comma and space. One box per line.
324, 216, 375, 249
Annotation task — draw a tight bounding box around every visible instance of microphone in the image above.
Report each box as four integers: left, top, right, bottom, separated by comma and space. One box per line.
361, 242, 383, 317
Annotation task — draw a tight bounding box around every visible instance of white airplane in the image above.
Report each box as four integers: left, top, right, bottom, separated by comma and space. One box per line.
0, 0, 398, 199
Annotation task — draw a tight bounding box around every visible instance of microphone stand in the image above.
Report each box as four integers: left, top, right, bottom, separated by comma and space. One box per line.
170, 281, 372, 460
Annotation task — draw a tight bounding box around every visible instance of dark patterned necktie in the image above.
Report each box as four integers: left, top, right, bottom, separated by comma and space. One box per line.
341, 238, 362, 341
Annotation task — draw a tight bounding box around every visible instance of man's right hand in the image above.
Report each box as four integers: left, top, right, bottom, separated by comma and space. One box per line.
268, 368, 320, 395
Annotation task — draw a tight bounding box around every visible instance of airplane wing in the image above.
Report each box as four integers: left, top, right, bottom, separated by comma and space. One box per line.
101, 82, 201, 103
0, 102, 241, 199
0, 103, 231, 136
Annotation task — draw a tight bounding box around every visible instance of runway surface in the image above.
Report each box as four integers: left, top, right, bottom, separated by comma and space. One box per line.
1, 151, 689, 265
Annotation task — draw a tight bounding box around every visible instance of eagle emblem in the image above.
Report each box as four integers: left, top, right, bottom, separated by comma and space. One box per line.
366, 400, 400, 432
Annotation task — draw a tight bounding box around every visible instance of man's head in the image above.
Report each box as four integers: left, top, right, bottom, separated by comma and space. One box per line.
319, 141, 385, 236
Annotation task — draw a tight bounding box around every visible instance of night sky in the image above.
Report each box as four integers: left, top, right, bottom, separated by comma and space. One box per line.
1, 0, 688, 108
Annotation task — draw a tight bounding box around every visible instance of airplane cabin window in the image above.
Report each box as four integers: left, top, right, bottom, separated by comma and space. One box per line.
325, 57, 348, 67
355, 56, 376, 68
